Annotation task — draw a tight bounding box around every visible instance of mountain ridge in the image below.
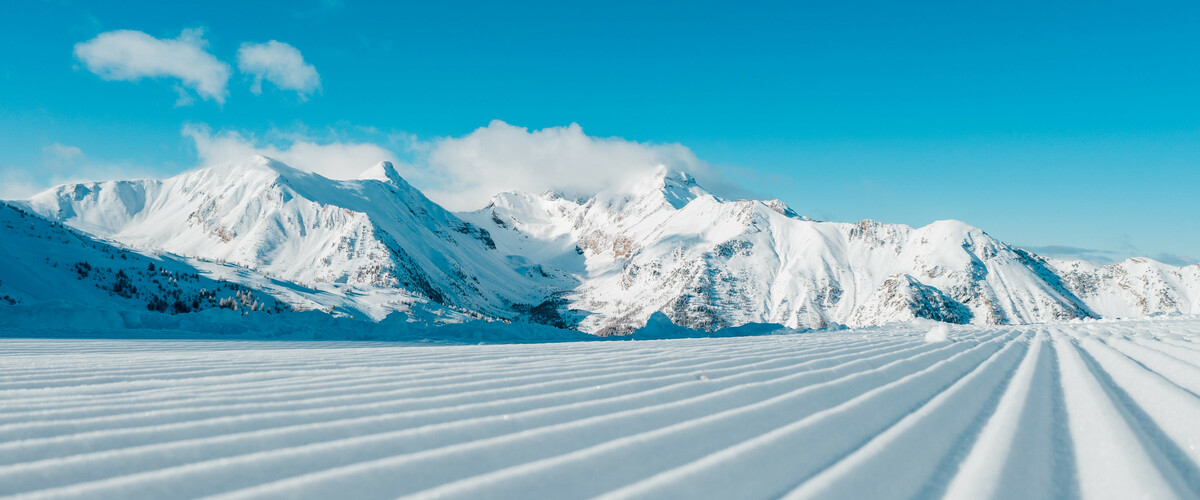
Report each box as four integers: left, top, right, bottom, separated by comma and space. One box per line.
13, 155, 1200, 334
20, 155, 560, 323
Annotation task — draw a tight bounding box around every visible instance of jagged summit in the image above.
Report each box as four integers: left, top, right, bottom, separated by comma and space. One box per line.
655, 167, 713, 210
356, 160, 405, 185
761, 199, 802, 219
603, 164, 715, 211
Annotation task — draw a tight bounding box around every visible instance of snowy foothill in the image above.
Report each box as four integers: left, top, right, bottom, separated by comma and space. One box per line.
4, 316, 1200, 499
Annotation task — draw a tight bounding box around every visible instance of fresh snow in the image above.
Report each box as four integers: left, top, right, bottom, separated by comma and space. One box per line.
4, 317, 1200, 499
924, 322, 951, 342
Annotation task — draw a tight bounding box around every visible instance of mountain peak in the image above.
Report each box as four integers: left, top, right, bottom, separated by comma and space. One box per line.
653, 164, 694, 184
605, 165, 713, 210
652, 167, 712, 210
357, 160, 404, 184
243, 155, 303, 174
193, 155, 313, 184
919, 219, 986, 242
762, 199, 802, 219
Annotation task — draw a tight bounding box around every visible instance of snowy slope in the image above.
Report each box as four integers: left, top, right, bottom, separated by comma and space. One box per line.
0, 201, 288, 318
0, 198, 504, 328
22, 156, 559, 324
4, 317, 1200, 499
464, 167, 1103, 333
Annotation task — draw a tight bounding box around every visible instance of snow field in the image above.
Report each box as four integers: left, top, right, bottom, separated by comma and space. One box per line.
3, 318, 1200, 499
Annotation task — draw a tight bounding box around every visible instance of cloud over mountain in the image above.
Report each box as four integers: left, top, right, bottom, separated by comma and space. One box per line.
408, 120, 737, 211
183, 124, 394, 180
179, 120, 749, 212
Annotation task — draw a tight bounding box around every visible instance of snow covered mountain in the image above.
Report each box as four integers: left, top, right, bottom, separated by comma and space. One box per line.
1048, 257, 1200, 319
21, 156, 561, 324
15, 156, 1200, 334
464, 166, 1200, 334
0, 200, 287, 320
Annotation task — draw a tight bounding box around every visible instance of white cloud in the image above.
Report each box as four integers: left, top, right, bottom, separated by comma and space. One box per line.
409, 120, 739, 211
180, 120, 748, 211
183, 124, 394, 179
42, 143, 86, 165
74, 28, 230, 105
0, 168, 42, 200
237, 41, 321, 98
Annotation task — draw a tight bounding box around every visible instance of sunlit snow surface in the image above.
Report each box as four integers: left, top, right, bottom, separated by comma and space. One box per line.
4, 318, 1200, 499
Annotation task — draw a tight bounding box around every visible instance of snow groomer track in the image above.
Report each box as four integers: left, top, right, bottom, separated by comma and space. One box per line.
5, 318, 1200, 499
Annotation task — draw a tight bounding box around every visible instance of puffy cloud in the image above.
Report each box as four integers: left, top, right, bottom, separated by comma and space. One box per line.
409, 120, 739, 211
237, 41, 321, 98
74, 28, 230, 105
181, 120, 748, 211
183, 124, 394, 179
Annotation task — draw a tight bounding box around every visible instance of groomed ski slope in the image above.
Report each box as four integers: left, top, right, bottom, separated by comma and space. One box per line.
4, 318, 1200, 499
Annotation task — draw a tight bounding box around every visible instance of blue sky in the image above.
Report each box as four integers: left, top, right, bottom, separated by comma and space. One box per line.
1, 0, 1198, 264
